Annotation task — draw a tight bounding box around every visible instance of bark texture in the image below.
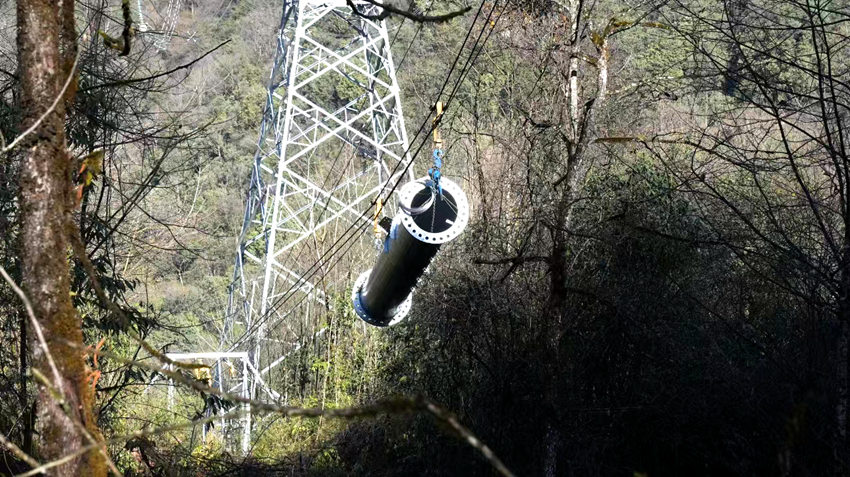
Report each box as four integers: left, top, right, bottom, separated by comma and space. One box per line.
16, 0, 107, 474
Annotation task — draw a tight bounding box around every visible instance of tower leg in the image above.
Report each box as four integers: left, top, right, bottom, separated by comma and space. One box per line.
225, 0, 415, 395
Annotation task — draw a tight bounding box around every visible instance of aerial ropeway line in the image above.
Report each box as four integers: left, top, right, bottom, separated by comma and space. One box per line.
231, 0, 500, 345
352, 101, 470, 326
157, 0, 503, 454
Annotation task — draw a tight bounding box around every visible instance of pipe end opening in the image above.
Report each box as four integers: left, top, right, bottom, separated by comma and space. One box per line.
398, 177, 469, 244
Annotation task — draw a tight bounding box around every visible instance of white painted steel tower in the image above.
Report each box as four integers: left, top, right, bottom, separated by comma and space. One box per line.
223, 0, 414, 391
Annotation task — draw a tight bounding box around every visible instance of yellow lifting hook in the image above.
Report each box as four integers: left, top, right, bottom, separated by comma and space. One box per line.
433, 101, 444, 149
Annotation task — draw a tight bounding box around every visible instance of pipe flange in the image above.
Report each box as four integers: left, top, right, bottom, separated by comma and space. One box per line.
399, 176, 469, 245
351, 270, 374, 324
351, 269, 411, 327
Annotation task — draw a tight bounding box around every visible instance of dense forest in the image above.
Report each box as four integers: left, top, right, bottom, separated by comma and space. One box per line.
1, 0, 849, 475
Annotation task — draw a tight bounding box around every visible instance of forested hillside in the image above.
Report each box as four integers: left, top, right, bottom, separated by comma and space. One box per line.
1, 0, 849, 475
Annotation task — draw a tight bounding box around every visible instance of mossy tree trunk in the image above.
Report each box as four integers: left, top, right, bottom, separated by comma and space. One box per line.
16, 0, 107, 474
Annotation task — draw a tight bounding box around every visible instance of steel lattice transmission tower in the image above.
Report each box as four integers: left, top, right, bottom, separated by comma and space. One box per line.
224, 0, 414, 383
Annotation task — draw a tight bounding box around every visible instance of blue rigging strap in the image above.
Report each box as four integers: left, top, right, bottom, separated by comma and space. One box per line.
427, 101, 445, 197
427, 149, 443, 196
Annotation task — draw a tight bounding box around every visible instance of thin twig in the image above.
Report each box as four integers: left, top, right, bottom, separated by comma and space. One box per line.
16, 450, 76, 477
17, 406, 242, 476
347, 0, 470, 23
119, 0, 132, 56
425, 402, 516, 477
1, 52, 79, 154
79, 40, 231, 92
68, 226, 207, 371
29, 394, 515, 477
0, 433, 40, 471
0, 264, 64, 394
29, 369, 123, 477
44, 336, 517, 477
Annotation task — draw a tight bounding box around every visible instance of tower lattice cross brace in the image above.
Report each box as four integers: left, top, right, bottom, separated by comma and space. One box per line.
224, 0, 414, 387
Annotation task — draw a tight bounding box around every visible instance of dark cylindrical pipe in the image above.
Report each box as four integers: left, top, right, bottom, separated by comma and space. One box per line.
352, 176, 469, 326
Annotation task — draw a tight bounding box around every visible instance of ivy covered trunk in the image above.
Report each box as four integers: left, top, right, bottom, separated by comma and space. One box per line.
16, 0, 107, 474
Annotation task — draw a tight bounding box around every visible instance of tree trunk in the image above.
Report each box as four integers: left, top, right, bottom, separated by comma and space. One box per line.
16, 0, 107, 474
543, 213, 567, 477
834, 245, 850, 469
836, 290, 849, 467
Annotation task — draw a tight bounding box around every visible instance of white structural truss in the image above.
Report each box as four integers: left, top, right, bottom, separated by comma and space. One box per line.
151, 0, 413, 455
164, 353, 253, 454
224, 0, 413, 388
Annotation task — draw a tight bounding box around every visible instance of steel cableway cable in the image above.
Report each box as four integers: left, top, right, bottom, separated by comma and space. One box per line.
231, 1, 502, 350
229, 113, 436, 351
375, 0, 488, 201
231, 0, 501, 349
230, 3, 492, 346
444, 3, 504, 110
394, 0, 436, 71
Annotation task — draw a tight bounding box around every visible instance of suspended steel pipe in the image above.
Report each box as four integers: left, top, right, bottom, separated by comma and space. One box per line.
352, 176, 469, 326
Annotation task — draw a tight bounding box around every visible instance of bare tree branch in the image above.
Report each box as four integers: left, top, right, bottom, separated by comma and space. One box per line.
0, 264, 65, 395
68, 224, 209, 371
29, 369, 123, 477
1, 52, 79, 154
347, 0, 470, 23
0, 433, 40, 471
79, 39, 231, 92
0, 267, 121, 476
